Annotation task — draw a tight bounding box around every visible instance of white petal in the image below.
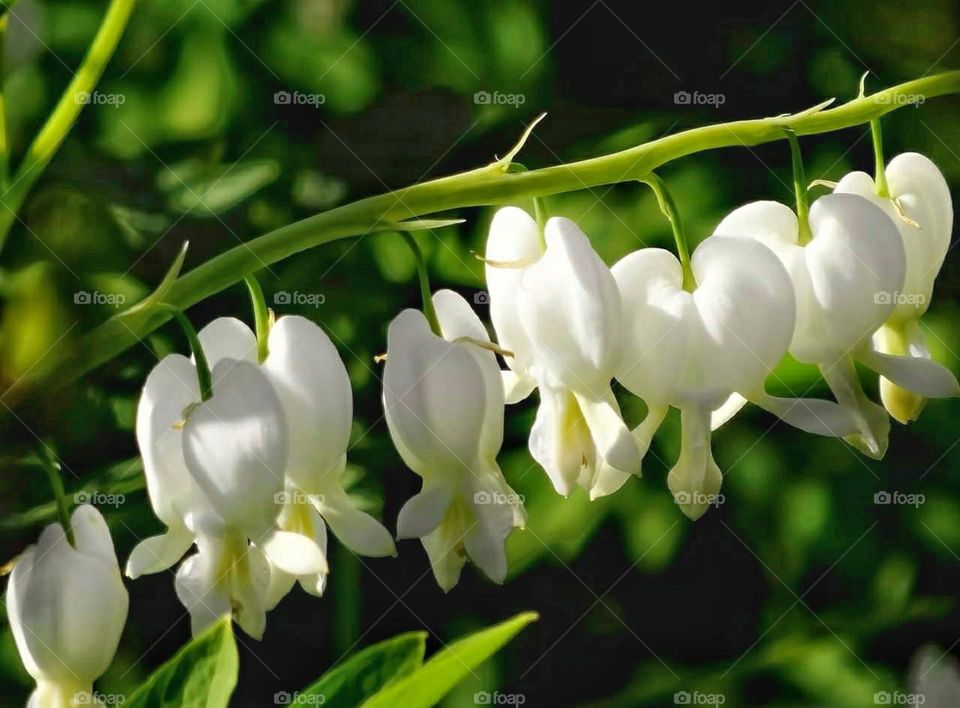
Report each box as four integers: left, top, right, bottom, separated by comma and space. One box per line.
463, 473, 523, 584
382, 309, 487, 477
573, 390, 640, 477
125, 526, 195, 578
263, 315, 351, 491
182, 359, 287, 536
751, 392, 860, 437
859, 346, 959, 398
518, 217, 622, 393
260, 529, 328, 576
588, 459, 633, 501
819, 357, 890, 459
667, 406, 723, 521
175, 545, 231, 639
801, 194, 906, 360
485, 207, 542, 378
612, 248, 692, 404
136, 353, 205, 529
317, 484, 397, 557
633, 403, 668, 457
433, 289, 506, 465
420, 504, 468, 592
502, 370, 537, 404
196, 317, 258, 370
396, 482, 456, 540
711, 393, 748, 431
692, 236, 795, 395
528, 385, 587, 496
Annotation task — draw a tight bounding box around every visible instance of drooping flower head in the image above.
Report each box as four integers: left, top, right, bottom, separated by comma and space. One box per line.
384, 290, 524, 591
8, 505, 129, 707
835, 153, 957, 422
485, 208, 641, 500
714, 192, 957, 459
614, 236, 808, 519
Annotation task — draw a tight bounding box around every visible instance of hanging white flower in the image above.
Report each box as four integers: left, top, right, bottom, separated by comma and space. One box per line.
612, 236, 843, 519
714, 192, 957, 459
384, 290, 525, 591
7, 505, 128, 708
194, 316, 396, 608
835, 152, 957, 422
485, 208, 641, 499
128, 323, 325, 639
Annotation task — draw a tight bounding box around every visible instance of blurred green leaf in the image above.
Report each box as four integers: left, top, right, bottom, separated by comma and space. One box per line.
160, 159, 280, 216
363, 612, 538, 708
125, 618, 238, 708
297, 631, 425, 706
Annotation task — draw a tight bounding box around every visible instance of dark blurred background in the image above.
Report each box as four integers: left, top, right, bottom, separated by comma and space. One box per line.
2, 0, 960, 706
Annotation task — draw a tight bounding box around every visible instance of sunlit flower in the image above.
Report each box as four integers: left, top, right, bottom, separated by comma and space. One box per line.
485, 208, 641, 499
714, 192, 957, 459
835, 152, 958, 422
7, 505, 128, 708
193, 316, 396, 608
384, 290, 525, 591
612, 236, 839, 519
128, 322, 324, 638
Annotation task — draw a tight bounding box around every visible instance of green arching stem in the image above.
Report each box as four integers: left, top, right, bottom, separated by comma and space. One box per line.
785, 129, 813, 246
39, 445, 73, 546
0, 0, 136, 253
399, 231, 442, 336
871, 119, 890, 198
640, 174, 696, 291
15, 70, 960, 403
157, 305, 213, 402
244, 275, 270, 363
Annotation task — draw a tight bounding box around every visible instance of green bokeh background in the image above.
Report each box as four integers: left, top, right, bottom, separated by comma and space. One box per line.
1, 0, 960, 705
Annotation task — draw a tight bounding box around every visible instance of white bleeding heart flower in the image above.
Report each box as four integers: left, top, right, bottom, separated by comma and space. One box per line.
714, 192, 957, 459
612, 236, 848, 519
129, 322, 325, 639
486, 209, 641, 499
384, 290, 525, 592
835, 152, 957, 422
192, 316, 396, 608
7, 505, 128, 707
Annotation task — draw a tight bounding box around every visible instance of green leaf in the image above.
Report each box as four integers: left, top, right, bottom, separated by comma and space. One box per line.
125, 618, 238, 708
290, 632, 426, 706
362, 612, 538, 708
161, 159, 280, 216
